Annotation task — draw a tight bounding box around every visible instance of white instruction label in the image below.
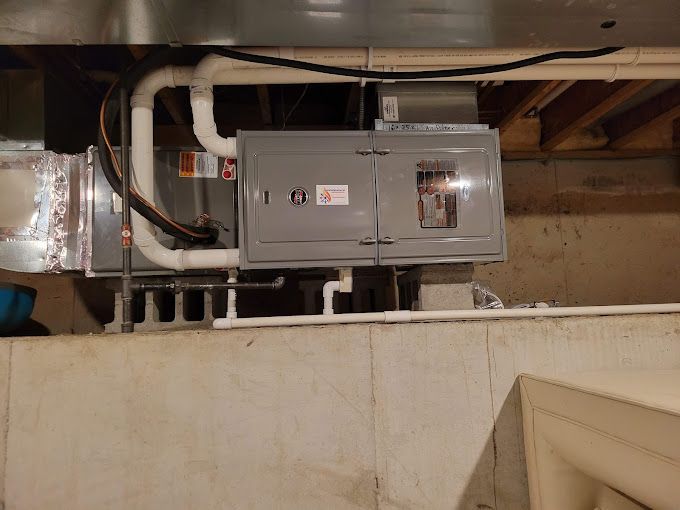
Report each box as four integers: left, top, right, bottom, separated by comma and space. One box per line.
316, 185, 349, 206
179, 152, 218, 178
382, 96, 399, 122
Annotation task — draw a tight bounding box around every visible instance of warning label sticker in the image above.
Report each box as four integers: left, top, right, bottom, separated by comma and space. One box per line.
179, 152, 218, 178
316, 185, 349, 206
382, 96, 399, 122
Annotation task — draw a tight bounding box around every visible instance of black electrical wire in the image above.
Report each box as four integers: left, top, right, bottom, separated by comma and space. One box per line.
102, 45, 624, 245
208, 46, 624, 80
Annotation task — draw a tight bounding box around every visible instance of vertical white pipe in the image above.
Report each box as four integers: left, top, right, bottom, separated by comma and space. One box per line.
227, 268, 238, 319
322, 281, 340, 315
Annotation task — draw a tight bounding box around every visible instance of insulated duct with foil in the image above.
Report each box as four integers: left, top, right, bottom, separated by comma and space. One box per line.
0, 151, 92, 273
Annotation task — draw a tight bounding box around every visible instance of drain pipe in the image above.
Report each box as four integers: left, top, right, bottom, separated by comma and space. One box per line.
227, 268, 238, 319
130, 67, 239, 269
213, 303, 680, 329
322, 281, 340, 315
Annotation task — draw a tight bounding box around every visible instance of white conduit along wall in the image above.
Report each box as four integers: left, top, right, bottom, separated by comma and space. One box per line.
213, 304, 680, 329
130, 47, 680, 270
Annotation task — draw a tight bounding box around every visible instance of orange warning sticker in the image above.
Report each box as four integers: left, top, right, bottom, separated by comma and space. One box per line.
179, 151, 218, 178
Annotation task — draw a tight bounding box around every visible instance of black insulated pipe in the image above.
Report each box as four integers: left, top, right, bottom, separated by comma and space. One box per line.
119, 86, 134, 333
133, 276, 286, 294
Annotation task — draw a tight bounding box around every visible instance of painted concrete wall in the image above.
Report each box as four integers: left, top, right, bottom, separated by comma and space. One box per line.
474, 156, 680, 306
1, 313, 679, 509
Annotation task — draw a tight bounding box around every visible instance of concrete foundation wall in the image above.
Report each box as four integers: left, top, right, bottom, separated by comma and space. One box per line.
1, 313, 679, 509
474, 157, 680, 306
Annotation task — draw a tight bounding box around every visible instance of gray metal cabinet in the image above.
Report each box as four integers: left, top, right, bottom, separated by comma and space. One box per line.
373, 131, 505, 265
238, 131, 378, 269
238, 130, 505, 269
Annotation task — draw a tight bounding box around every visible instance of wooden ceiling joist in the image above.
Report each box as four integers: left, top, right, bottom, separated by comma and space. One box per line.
603, 84, 680, 149
540, 79, 654, 151
256, 85, 273, 125
484, 81, 562, 133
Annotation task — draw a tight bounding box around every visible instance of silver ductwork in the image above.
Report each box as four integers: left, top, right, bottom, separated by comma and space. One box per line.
0, 150, 91, 273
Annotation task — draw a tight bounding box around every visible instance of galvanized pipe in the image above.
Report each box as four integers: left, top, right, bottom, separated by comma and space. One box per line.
133, 276, 285, 294
119, 86, 134, 334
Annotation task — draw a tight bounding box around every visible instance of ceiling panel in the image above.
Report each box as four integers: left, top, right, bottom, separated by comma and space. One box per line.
0, 0, 678, 47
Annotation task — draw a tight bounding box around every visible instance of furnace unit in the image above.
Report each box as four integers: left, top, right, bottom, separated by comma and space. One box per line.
238, 129, 505, 269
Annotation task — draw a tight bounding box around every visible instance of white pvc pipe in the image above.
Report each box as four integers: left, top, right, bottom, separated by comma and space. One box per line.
322, 281, 340, 315
189, 52, 680, 157
209, 47, 680, 68
213, 303, 680, 330
220, 64, 680, 82
227, 269, 237, 319
130, 67, 239, 270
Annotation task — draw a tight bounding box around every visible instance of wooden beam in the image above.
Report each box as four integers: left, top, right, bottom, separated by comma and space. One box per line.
256, 85, 273, 125
9, 46, 100, 105
485, 81, 562, 133
476, 82, 497, 109
540, 80, 654, 151
502, 149, 680, 161
127, 45, 189, 125
603, 84, 680, 149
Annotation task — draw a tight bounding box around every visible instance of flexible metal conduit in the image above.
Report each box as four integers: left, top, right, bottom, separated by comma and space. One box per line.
213, 303, 680, 329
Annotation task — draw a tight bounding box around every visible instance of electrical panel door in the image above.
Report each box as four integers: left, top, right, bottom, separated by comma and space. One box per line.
373, 131, 505, 265
238, 131, 378, 269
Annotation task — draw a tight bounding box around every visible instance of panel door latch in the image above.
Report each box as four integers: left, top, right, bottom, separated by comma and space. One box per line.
374, 148, 391, 155
359, 237, 377, 245
355, 148, 373, 155
379, 237, 396, 244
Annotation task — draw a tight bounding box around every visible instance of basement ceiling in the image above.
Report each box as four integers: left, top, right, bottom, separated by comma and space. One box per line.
0, 0, 679, 47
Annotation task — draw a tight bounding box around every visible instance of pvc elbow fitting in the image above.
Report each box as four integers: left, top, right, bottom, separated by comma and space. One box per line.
322, 281, 341, 315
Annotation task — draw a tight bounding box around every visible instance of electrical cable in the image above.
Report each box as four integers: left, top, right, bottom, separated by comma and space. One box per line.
101, 45, 624, 245
208, 46, 624, 80
281, 83, 309, 130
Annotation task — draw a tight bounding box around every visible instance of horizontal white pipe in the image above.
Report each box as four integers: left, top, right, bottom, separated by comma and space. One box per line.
131, 67, 239, 270
212, 64, 680, 82
189, 51, 680, 157
213, 303, 680, 330
213, 47, 680, 68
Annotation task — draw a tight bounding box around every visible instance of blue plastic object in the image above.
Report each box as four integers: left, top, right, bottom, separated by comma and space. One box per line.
0, 283, 37, 335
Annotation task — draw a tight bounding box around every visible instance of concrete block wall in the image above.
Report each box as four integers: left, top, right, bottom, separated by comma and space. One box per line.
0, 313, 679, 508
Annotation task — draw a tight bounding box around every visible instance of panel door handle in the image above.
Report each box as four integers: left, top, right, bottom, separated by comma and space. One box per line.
380, 237, 396, 244
359, 237, 377, 245
374, 148, 391, 155
355, 148, 373, 155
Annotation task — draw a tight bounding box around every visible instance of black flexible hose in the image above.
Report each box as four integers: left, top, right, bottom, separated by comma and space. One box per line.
207, 47, 624, 80
97, 48, 218, 244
